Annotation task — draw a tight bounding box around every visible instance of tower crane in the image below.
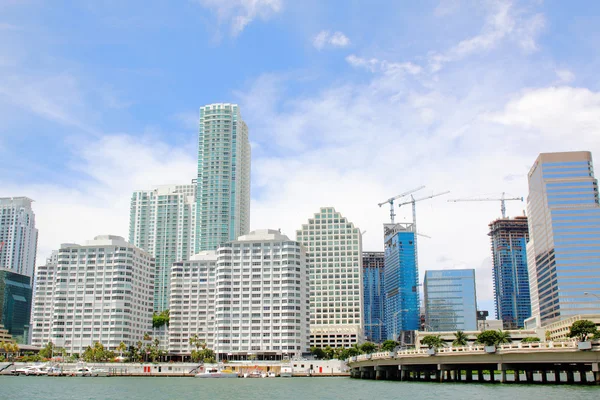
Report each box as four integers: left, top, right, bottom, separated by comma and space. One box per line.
397, 191, 451, 231
378, 186, 425, 224
447, 192, 523, 218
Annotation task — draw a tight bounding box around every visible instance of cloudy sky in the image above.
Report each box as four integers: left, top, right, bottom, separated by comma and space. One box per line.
1, 0, 599, 315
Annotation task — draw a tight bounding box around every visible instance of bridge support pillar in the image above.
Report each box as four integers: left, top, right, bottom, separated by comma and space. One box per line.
567, 370, 574, 384
446, 370, 452, 381
593, 363, 600, 385
579, 370, 587, 383
424, 371, 431, 381
500, 370, 506, 383
456, 369, 462, 382
541, 370, 547, 383
435, 370, 441, 382
477, 369, 484, 382
514, 369, 520, 383
526, 370, 533, 383
466, 370, 473, 382
554, 369, 560, 383
489, 369, 495, 383
375, 369, 385, 380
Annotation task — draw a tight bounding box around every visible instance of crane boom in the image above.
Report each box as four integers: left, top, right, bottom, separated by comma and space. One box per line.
378, 185, 425, 223
447, 192, 523, 218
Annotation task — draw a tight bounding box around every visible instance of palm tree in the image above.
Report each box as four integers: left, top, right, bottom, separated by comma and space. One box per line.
496, 330, 512, 345
452, 331, 468, 347
117, 342, 127, 359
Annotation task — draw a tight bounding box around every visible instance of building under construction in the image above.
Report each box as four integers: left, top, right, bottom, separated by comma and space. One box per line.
488, 216, 531, 329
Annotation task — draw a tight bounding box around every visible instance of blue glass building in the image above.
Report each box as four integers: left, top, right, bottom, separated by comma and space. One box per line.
489, 216, 531, 329
0, 269, 32, 343
363, 252, 386, 343
383, 223, 419, 344
424, 269, 477, 331
527, 151, 600, 325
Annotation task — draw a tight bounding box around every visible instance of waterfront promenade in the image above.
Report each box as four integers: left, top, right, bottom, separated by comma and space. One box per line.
348, 341, 600, 385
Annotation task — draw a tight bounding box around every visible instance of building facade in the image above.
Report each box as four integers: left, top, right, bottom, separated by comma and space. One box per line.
129, 184, 197, 312
0, 197, 38, 277
489, 216, 531, 329
30, 236, 155, 355
297, 208, 363, 348
0, 269, 32, 343
196, 103, 251, 252
362, 252, 386, 343
526, 151, 600, 325
383, 223, 420, 344
214, 230, 309, 360
424, 269, 477, 332
168, 251, 217, 357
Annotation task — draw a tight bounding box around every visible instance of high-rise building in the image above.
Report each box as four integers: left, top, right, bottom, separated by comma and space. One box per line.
168, 251, 217, 357
30, 236, 155, 355
527, 151, 600, 325
489, 216, 531, 329
196, 103, 251, 252
30, 251, 58, 347
0, 197, 38, 277
0, 268, 33, 343
362, 252, 386, 343
383, 223, 419, 344
214, 230, 309, 360
297, 208, 363, 348
424, 269, 477, 332
129, 184, 197, 311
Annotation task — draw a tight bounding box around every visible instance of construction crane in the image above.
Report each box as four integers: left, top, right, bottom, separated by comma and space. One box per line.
447, 192, 523, 218
397, 191, 451, 231
378, 186, 425, 224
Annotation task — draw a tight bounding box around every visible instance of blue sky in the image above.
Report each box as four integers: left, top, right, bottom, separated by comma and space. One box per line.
2, 0, 600, 315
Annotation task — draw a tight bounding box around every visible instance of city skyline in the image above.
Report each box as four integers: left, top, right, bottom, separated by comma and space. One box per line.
2, 1, 600, 314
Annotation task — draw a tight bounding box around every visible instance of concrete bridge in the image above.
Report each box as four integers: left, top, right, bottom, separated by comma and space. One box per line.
348, 341, 600, 385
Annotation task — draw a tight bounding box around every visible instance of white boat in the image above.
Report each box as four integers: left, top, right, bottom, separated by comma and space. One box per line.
279, 365, 293, 377
13, 365, 48, 376
267, 372, 277, 378
195, 366, 238, 378
243, 370, 265, 378
70, 366, 108, 377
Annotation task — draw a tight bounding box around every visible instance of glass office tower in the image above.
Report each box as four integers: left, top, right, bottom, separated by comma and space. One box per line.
0, 269, 32, 343
424, 269, 477, 332
196, 103, 251, 252
363, 252, 386, 342
383, 223, 419, 344
527, 151, 600, 325
489, 216, 531, 329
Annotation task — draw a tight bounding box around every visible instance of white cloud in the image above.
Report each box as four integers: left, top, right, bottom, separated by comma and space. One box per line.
313, 30, 350, 50
428, 1, 545, 72
555, 69, 575, 84
194, 0, 283, 36
346, 54, 421, 75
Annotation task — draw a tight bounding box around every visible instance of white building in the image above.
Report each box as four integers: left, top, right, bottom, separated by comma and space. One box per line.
0, 197, 38, 277
129, 184, 196, 312
168, 251, 217, 357
296, 208, 364, 348
214, 230, 310, 360
196, 103, 251, 252
30, 235, 155, 355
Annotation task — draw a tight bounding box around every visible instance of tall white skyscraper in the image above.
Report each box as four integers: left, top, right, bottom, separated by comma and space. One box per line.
214, 230, 310, 360
30, 235, 155, 354
168, 251, 218, 357
526, 151, 600, 325
196, 103, 251, 252
297, 208, 364, 348
129, 184, 197, 311
0, 197, 38, 277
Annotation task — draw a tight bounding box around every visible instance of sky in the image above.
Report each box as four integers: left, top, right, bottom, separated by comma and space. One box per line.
1, 0, 600, 316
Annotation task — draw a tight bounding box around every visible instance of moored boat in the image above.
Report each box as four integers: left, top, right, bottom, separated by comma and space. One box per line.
195, 366, 238, 378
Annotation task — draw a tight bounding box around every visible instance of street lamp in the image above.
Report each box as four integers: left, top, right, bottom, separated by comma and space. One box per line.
584, 292, 600, 301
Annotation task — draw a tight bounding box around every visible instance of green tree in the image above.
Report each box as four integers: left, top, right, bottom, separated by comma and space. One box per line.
38, 342, 55, 359
359, 342, 377, 354
152, 310, 170, 329
496, 330, 512, 345
117, 342, 127, 359
476, 330, 499, 346
323, 346, 335, 360
380, 340, 399, 352
421, 335, 445, 349
521, 337, 541, 343
452, 331, 468, 347
310, 346, 326, 359
568, 320, 598, 341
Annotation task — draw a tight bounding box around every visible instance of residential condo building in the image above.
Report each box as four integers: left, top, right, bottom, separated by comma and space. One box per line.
383, 223, 420, 344
30, 236, 155, 355
168, 251, 217, 357
0, 197, 38, 277
196, 103, 251, 252
489, 216, 531, 329
424, 269, 477, 332
214, 230, 309, 360
129, 184, 197, 311
297, 208, 363, 348
526, 151, 600, 325
362, 251, 386, 343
